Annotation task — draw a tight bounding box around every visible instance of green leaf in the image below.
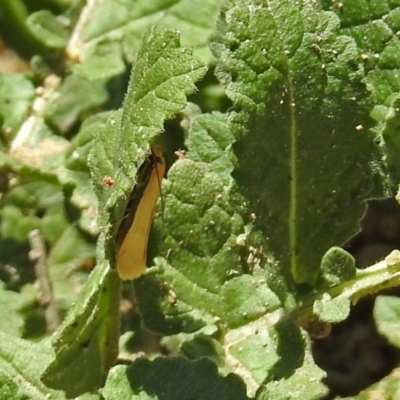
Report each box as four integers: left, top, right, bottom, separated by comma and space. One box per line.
179, 334, 226, 365
0, 73, 35, 137
374, 295, 400, 348
64, 112, 112, 174
211, 0, 387, 284
47, 224, 96, 311
0, 282, 24, 336
313, 295, 350, 324
321, 2, 400, 185
102, 357, 249, 400
62, 113, 112, 236
5, 78, 70, 176
186, 112, 237, 176
68, 0, 219, 78
222, 274, 282, 328
73, 39, 126, 80
44, 75, 109, 134
41, 257, 120, 398
0, 171, 96, 318
0, 369, 29, 400
320, 246, 356, 285
0, 332, 66, 399
323, 1, 400, 104
379, 94, 400, 184
259, 353, 327, 400
27, 11, 70, 49
0, 182, 68, 244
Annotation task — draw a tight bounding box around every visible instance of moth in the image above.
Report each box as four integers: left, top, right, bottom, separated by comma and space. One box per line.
115, 147, 165, 280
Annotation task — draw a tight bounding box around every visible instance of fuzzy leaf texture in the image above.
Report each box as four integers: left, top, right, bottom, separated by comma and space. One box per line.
102, 358, 249, 400
320, 0, 400, 186
211, 0, 387, 285
0, 332, 66, 399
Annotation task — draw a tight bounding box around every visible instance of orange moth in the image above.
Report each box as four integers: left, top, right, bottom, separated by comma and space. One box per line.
115, 147, 165, 280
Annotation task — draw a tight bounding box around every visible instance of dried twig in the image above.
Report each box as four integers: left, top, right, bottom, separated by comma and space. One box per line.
28, 229, 60, 333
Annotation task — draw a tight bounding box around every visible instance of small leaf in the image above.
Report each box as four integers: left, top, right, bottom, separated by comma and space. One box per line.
45, 75, 109, 134
320, 246, 356, 285
73, 40, 126, 80
27, 11, 70, 48
313, 295, 351, 323
0, 73, 35, 137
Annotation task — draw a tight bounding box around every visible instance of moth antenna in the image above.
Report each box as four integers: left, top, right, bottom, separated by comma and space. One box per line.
155, 152, 166, 235
160, 185, 166, 234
